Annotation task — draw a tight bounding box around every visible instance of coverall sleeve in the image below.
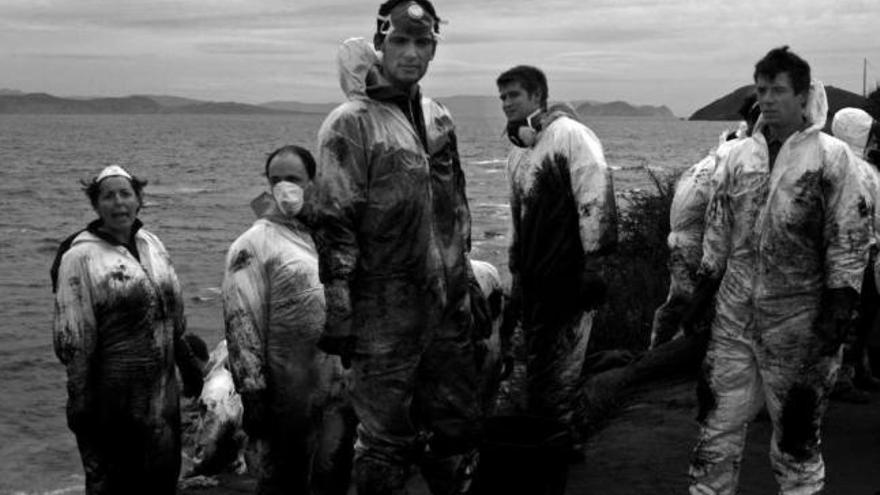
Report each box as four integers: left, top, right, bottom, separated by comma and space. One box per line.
822, 145, 872, 291
566, 125, 618, 256
157, 241, 203, 397
506, 161, 522, 277
221, 236, 268, 396
313, 109, 369, 283
53, 252, 98, 419
700, 151, 735, 279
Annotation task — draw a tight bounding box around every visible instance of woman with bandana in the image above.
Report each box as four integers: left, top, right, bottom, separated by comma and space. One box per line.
221, 145, 355, 495
52, 164, 201, 494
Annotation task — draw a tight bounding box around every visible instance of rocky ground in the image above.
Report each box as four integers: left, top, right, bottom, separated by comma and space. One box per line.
180, 364, 880, 495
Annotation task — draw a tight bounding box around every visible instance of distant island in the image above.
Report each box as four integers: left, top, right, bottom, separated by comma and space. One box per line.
0, 90, 676, 118
689, 84, 880, 125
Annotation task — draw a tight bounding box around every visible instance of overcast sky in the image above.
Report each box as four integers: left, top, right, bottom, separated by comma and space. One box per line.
2, 0, 879, 116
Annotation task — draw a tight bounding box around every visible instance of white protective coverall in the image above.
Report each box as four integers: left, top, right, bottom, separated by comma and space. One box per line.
831, 107, 880, 386
688, 81, 872, 495
651, 134, 740, 348
506, 104, 617, 441
222, 201, 353, 495
311, 37, 482, 494
53, 222, 186, 494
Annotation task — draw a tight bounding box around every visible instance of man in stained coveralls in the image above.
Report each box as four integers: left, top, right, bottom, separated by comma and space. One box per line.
685, 46, 872, 495
496, 65, 618, 454
309, 1, 485, 494
222, 146, 354, 495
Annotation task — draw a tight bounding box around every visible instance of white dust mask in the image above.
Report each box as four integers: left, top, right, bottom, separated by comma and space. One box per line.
272, 181, 304, 217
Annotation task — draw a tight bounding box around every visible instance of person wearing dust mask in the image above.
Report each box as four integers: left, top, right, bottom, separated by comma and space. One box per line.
221, 145, 355, 495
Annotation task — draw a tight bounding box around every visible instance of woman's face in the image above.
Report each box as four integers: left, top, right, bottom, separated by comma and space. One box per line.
95, 176, 140, 235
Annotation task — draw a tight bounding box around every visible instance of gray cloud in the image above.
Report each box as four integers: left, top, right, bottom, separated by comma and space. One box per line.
2, 0, 880, 116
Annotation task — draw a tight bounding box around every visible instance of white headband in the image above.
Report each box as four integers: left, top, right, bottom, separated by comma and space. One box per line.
96, 164, 132, 182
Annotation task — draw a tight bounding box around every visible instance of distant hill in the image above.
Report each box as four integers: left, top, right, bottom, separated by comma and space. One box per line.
0, 90, 675, 118
259, 101, 337, 114
577, 100, 675, 118
0, 93, 160, 114
690, 84, 880, 123
135, 94, 209, 108
0, 93, 306, 115
162, 101, 291, 115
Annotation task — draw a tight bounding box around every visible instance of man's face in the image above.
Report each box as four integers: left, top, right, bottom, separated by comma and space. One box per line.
498, 81, 542, 123
379, 31, 435, 90
755, 72, 807, 130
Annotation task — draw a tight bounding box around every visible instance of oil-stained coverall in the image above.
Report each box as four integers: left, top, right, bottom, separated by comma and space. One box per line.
53, 221, 188, 495
688, 81, 872, 495
831, 107, 880, 389
222, 202, 354, 495
310, 37, 481, 494
506, 104, 618, 442
651, 136, 739, 348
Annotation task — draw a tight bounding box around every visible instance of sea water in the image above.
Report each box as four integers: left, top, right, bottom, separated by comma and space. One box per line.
0, 113, 731, 494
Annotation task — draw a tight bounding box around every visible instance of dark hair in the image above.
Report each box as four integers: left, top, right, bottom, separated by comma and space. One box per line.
496, 65, 549, 108
81, 173, 147, 208
265, 145, 317, 180
753, 46, 811, 95
374, 0, 440, 46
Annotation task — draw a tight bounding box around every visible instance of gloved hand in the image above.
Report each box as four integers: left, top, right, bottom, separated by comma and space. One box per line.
66, 398, 97, 434
320, 279, 355, 368
317, 334, 356, 369
175, 335, 205, 398
580, 262, 607, 311
468, 275, 493, 340
241, 390, 270, 438
816, 287, 860, 355
680, 274, 722, 337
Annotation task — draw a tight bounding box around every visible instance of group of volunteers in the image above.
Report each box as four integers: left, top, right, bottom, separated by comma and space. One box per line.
50, 0, 879, 494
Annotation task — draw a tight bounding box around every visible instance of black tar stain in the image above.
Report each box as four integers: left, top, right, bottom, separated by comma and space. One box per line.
778, 384, 820, 462
229, 249, 254, 272
325, 136, 349, 166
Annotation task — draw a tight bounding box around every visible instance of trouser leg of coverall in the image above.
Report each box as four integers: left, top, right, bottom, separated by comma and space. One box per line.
525, 310, 593, 443
688, 332, 764, 495
758, 330, 837, 495
311, 400, 358, 495
351, 332, 480, 495
252, 421, 312, 495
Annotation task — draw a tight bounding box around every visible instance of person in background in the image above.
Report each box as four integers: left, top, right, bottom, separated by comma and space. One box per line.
650, 95, 760, 349
496, 64, 618, 457
221, 145, 355, 495
830, 107, 880, 401
309, 1, 486, 493
684, 46, 871, 495
52, 164, 202, 494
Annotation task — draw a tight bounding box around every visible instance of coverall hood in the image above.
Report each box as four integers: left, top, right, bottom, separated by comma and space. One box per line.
831, 107, 874, 157
338, 37, 381, 100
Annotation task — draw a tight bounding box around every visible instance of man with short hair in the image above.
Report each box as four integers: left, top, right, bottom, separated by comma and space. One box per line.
310, 2, 483, 493
497, 65, 618, 453
686, 46, 872, 495
222, 145, 354, 495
